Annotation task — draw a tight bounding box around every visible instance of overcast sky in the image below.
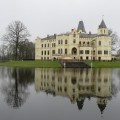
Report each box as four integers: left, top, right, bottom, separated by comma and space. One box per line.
0, 0, 120, 43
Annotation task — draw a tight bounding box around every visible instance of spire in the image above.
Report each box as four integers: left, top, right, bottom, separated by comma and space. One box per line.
99, 19, 107, 28
77, 21, 86, 33
77, 98, 85, 110
97, 103, 106, 114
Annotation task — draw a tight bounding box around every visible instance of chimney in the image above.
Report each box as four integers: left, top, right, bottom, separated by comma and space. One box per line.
54, 34, 56, 39
47, 35, 49, 38
89, 31, 91, 35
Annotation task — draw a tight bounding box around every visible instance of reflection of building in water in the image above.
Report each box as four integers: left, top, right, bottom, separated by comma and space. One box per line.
35, 68, 111, 114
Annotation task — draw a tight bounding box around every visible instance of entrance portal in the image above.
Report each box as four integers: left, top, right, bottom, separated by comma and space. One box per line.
72, 47, 77, 55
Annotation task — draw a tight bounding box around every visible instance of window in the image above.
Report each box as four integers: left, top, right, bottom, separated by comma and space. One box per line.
64, 87, 67, 92
48, 44, 49, 47
98, 50, 102, 54
52, 50, 55, 55
80, 56, 83, 60
104, 50, 108, 54
73, 39, 76, 43
41, 44, 43, 48
61, 40, 63, 44
65, 39, 67, 44
99, 41, 101, 46
83, 42, 85, 44
104, 30, 105, 33
54, 43, 56, 47
44, 51, 46, 55
41, 51, 43, 55
58, 49, 60, 54
85, 50, 89, 54
87, 42, 90, 45
47, 51, 49, 55
80, 50, 84, 54
65, 48, 67, 54
86, 56, 89, 60
58, 40, 60, 44
45, 44, 46, 47
98, 57, 101, 61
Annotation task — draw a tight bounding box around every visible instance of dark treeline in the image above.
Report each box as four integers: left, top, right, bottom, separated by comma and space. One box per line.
0, 39, 35, 60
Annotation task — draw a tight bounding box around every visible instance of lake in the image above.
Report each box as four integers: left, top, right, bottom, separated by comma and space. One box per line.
0, 67, 120, 120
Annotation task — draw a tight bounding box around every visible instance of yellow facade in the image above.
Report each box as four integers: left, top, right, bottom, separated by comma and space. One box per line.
35, 20, 111, 61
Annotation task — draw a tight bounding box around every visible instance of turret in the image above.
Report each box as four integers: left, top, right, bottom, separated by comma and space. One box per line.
77, 21, 86, 34
97, 98, 107, 114
97, 19, 108, 35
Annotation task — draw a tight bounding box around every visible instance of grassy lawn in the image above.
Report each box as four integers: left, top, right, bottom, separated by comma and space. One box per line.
0, 60, 62, 68
87, 61, 120, 68
0, 60, 120, 68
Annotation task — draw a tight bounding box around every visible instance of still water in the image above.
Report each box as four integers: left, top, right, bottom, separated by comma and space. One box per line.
0, 67, 120, 120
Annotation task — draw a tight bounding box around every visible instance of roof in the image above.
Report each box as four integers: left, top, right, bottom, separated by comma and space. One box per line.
41, 35, 55, 40
99, 19, 107, 28
41, 33, 70, 40
77, 21, 86, 33
80, 33, 97, 38
97, 103, 106, 114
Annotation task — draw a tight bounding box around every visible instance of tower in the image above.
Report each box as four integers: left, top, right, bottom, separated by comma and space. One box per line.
97, 19, 108, 35
77, 21, 86, 33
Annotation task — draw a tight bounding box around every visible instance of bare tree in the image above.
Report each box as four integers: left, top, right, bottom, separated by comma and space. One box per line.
109, 29, 120, 53
3, 21, 30, 60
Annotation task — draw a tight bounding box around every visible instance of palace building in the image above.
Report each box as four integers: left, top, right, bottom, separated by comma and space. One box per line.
35, 19, 111, 61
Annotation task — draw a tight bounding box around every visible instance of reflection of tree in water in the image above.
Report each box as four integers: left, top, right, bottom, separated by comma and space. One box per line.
111, 69, 120, 97
117, 69, 120, 91
111, 79, 118, 97
2, 68, 34, 108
